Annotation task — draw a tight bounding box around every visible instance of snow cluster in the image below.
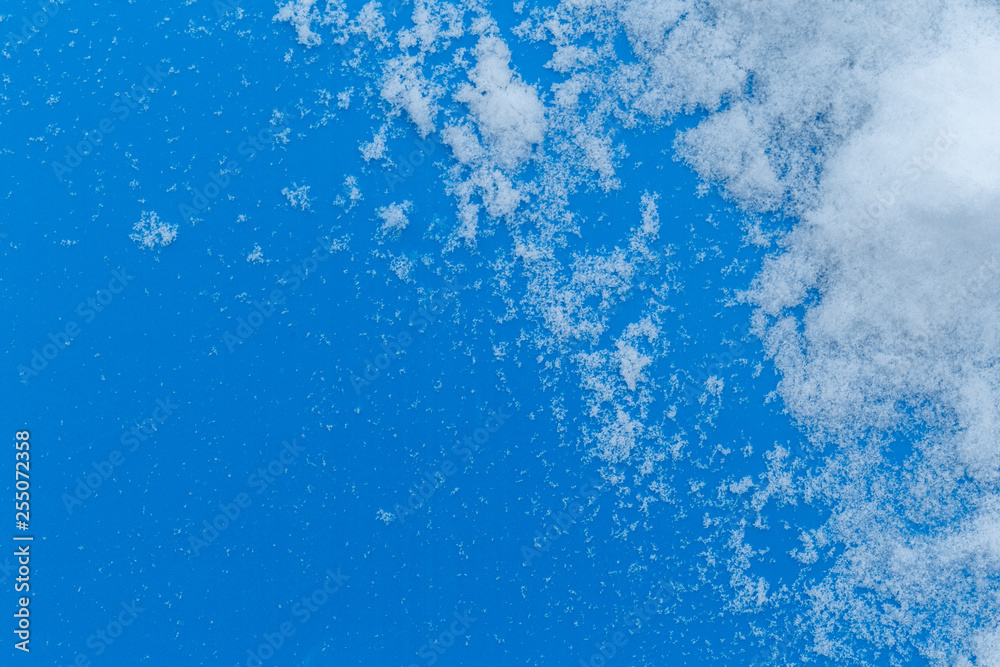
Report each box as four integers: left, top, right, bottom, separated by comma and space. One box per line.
281, 183, 314, 211
274, 0, 1000, 662
130, 211, 178, 250
375, 200, 412, 238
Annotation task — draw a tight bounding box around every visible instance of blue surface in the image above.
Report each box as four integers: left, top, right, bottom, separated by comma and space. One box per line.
1, 2, 901, 666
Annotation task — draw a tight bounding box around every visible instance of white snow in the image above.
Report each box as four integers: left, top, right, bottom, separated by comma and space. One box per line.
272, 0, 1000, 662
376, 200, 413, 238
130, 211, 178, 250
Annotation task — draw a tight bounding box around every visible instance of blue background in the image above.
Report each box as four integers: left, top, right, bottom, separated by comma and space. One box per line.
1, 1, 879, 665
